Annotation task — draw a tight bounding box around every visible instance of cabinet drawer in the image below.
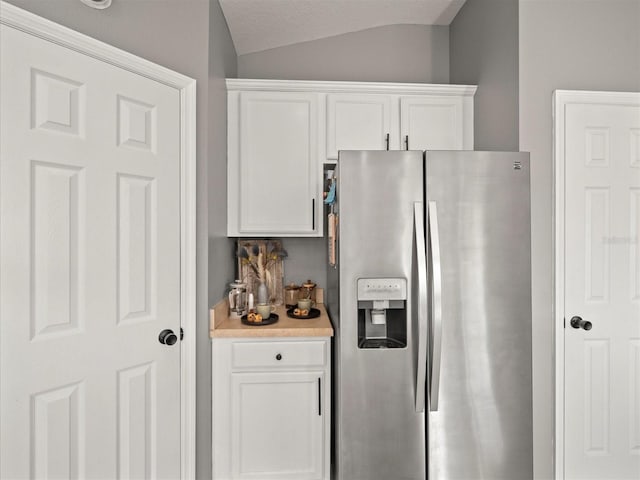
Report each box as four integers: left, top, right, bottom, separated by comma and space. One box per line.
232, 341, 326, 369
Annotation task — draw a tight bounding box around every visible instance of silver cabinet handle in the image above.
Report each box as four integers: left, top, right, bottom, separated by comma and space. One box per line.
414, 202, 428, 412
428, 201, 443, 411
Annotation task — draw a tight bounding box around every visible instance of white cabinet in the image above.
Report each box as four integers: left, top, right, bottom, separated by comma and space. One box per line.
399, 95, 470, 151
326, 94, 394, 157
230, 372, 324, 478
227, 90, 319, 237
325, 88, 474, 159
212, 338, 331, 480
227, 80, 476, 236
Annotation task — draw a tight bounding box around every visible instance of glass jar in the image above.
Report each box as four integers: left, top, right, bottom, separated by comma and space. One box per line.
299, 280, 317, 304
228, 280, 247, 318
284, 283, 300, 308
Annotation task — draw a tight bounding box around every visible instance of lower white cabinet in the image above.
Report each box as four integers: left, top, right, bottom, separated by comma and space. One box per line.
212, 338, 331, 480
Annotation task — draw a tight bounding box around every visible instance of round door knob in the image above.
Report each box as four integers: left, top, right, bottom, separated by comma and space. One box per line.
275, 353, 282, 361
570, 316, 592, 331
159, 329, 178, 345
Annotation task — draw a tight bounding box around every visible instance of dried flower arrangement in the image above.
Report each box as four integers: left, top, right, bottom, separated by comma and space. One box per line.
236, 240, 287, 305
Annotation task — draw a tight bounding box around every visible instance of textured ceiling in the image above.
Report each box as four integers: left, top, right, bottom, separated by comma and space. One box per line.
220, 0, 467, 55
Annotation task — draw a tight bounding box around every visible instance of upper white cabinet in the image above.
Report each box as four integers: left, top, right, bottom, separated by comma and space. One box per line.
326, 94, 394, 157
228, 90, 318, 236
400, 95, 470, 151
325, 85, 475, 159
227, 80, 476, 236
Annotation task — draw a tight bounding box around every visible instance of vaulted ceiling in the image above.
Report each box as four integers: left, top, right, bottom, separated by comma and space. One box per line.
219, 0, 467, 55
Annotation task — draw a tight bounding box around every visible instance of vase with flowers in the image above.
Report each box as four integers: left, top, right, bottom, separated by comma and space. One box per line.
236, 240, 288, 305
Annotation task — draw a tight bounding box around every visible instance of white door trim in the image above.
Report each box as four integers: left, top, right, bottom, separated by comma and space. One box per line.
552, 88, 640, 480
0, 2, 197, 478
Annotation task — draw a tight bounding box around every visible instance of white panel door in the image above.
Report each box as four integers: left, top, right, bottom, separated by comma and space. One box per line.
326, 94, 394, 158
563, 98, 640, 479
400, 96, 465, 151
0, 24, 181, 479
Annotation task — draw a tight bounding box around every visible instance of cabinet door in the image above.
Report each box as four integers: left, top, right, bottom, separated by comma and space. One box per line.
400, 96, 468, 151
236, 91, 317, 234
230, 371, 325, 479
326, 94, 393, 158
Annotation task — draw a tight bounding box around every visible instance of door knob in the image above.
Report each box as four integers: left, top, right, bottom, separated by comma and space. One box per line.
570, 316, 592, 331
159, 329, 178, 345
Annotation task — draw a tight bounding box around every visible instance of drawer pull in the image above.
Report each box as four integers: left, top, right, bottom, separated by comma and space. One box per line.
232, 341, 325, 369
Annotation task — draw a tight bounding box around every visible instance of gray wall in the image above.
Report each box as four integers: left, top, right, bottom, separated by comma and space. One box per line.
237, 24, 451, 292
3, 1, 237, 477
238, 24, 450, 83
4, 0, 211, 92
449, 0, 519, 151
280, 238, 327, 288
518, 1, 640, 478
205, 2, 237, 479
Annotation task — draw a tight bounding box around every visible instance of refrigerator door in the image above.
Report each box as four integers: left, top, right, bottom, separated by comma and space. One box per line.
331, 150, 425, 480
425, 151, 533, 480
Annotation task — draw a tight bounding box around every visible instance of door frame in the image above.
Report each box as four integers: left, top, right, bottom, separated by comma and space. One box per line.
552, 89, 640, 479
0, 2, 197, 478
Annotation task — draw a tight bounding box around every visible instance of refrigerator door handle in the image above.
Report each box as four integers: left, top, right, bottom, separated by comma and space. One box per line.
414, 202, 428, 413
428, 201, 443, 411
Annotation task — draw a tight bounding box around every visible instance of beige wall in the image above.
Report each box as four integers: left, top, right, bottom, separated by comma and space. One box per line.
519, 1, 640, 478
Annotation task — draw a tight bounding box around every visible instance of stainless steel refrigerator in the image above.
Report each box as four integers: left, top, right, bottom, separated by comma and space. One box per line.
326, 150, 533, 480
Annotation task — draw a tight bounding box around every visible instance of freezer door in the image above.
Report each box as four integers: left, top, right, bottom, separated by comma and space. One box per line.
332, 150, 426, 480
425, 151, 533, 480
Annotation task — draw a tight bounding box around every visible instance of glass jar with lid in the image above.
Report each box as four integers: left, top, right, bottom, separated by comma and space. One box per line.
228, 280, 247, 318
299, 280, 317, 304
284, 283, 300, 308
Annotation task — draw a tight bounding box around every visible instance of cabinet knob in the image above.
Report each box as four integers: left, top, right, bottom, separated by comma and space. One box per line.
275, 353, 282, 361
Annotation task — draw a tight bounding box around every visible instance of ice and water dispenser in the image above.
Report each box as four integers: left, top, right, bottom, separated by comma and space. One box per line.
357, 278, 407, 349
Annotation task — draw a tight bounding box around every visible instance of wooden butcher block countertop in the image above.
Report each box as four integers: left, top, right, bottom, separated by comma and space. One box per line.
210, 300, 334, 338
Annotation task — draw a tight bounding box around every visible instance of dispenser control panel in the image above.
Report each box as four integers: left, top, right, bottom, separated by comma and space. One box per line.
357, 278, 407, 301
